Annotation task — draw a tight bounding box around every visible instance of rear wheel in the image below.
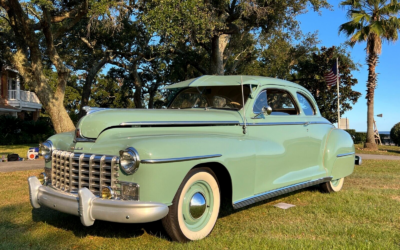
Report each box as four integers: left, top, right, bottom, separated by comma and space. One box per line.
320, 177, 344, 193
162, 167, 220, 242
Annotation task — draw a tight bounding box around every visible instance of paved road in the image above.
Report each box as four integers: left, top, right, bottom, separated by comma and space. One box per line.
0, 159, 44, 173
357, 153, 400, 161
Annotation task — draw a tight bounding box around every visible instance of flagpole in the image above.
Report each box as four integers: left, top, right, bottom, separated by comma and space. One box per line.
337, 57, 340, 129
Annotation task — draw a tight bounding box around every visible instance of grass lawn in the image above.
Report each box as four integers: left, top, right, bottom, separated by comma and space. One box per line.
355, 143, 400, 156
0, 144, 39, 160
1, 160, 399, 249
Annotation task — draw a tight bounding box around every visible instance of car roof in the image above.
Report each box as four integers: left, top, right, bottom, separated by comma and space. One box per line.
164, 75, 309, 93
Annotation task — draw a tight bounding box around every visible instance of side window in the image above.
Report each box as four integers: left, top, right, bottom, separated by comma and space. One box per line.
296, 93, 316, 116
266, 89, 298, 115
253, 90, 268, 113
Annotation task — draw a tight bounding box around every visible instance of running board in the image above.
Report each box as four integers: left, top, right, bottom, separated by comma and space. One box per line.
232, 177, 333, 209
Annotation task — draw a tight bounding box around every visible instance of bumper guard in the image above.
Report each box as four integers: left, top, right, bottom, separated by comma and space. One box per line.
28, 176, 169, 226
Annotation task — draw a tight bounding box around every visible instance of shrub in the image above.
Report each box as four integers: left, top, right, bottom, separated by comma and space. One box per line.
0, 115, 54, 145
390, 122, 400, 146
354, 132, 367, 144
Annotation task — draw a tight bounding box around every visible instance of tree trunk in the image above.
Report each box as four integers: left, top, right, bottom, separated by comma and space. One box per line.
4, 1, 75, 133
210, 34, 230, 75
131, 62, 143, 108
47, 73, 76, 133
78, 56, 110, 118
148, 82, 160, 109
364, 49, 378, 150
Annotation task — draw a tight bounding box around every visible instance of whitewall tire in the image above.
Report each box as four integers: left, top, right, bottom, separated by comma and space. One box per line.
320, 177, 344, 193
162, 167, 220, 242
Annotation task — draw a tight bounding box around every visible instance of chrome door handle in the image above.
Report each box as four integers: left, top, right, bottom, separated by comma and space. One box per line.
304, 122, 310, 126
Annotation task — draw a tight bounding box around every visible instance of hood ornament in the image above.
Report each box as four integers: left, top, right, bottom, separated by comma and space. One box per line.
83, 106, 109, 115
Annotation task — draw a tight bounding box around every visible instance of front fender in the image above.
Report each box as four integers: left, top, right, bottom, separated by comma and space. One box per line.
86, 127, 256, 205
323, 129, 355, 180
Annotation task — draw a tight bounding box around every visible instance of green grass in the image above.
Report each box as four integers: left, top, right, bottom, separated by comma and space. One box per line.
355, 143, 400, 156
1, 160, 400, 249
0, 144, 39, 160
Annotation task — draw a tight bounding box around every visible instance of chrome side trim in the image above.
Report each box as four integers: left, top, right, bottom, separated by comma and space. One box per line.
75, 137, 96, 142
141, 154, 222, 164
119, 121, 332, 127
309, 121, 333, 125
243, 122, 306, 126
233, 176, 332, 209
120, 121, 240, 126
242, 121, 332, 126
337, 152, 355, 158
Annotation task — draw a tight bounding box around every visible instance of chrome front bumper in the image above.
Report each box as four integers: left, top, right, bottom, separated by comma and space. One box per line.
28, 176, 169, 226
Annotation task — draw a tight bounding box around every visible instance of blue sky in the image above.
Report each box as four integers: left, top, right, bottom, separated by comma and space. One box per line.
297, 1, 400, 132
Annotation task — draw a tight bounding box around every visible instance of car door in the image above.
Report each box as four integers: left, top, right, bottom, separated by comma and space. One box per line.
248, 87, 312, 194
296, 91, 333, 179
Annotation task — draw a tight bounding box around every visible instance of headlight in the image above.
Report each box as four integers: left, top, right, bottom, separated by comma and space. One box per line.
39, 140, 54, 161
119, 147, 140, 175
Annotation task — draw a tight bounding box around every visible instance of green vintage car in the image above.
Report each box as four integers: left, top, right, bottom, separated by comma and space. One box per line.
28, 75, 357, 242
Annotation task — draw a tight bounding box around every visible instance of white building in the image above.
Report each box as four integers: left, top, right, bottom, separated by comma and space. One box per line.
0, 67, 42, 120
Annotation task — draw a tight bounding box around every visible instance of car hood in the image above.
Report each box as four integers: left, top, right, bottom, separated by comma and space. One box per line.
78, 108, 244, 138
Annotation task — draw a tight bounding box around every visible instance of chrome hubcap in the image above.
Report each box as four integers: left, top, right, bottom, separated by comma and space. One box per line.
189, 192, 206, 219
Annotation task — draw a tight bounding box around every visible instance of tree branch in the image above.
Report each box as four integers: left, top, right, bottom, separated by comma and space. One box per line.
53, 0, 88, 39
26, 6, 41, 20
80, 37, 94, 50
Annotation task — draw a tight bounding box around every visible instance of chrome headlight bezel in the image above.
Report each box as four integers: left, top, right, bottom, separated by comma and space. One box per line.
39, 140, 54, 162
119, 147, 140, 175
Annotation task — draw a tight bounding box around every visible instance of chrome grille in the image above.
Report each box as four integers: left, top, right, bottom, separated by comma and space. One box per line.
51, 150, 119, 196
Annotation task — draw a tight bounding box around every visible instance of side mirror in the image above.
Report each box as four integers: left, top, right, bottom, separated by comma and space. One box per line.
262, 106, 272, 115
252, 106, 272, 119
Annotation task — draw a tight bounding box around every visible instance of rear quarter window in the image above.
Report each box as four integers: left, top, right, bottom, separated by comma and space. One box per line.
296, 92, 316, 116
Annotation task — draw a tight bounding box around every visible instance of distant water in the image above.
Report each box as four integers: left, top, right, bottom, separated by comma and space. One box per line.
359, 131, 390, 134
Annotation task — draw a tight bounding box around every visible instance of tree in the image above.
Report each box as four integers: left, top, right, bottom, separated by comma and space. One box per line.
292, 46, 361, 123
0, 0, 120, 133
339, 0, 400, 150
143, 0, 330, 75
238, 32, 320, 79
390, 122, 400, 146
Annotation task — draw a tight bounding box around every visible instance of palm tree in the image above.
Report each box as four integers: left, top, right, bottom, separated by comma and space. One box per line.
339, 0, 400, 150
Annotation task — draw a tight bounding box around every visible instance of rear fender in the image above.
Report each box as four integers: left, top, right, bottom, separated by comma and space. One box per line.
323, 129, 355, 180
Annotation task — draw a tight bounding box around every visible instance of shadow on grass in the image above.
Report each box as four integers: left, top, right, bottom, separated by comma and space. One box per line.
31, 207, 170, 241
219, 185, 323, 218
28, 185, 324, 242
385, 149, 400, 155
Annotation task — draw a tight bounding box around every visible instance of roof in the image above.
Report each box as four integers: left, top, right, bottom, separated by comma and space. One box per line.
164, 75, 306, 91
0, 103, 21, 112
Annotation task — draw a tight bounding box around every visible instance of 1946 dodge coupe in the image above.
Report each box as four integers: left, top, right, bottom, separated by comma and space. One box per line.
28, 75, 358, 242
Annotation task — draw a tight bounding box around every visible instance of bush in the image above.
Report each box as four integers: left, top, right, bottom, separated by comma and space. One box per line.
354, 132, 367, 144
0, 115, 54, 145
345, 129, 366, 144
390, 122, 400, 146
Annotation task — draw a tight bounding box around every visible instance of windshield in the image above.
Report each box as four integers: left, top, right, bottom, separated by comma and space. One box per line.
168, 86, 251, 110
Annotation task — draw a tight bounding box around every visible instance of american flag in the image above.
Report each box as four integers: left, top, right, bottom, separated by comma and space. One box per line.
324, 63, 338, 86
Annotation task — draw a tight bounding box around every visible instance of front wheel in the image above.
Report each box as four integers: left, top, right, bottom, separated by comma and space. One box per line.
320, 177, 344, 193
162, 167, 220, 242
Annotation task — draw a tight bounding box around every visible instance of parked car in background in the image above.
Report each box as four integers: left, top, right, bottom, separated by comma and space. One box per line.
28, 75, 357, 242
